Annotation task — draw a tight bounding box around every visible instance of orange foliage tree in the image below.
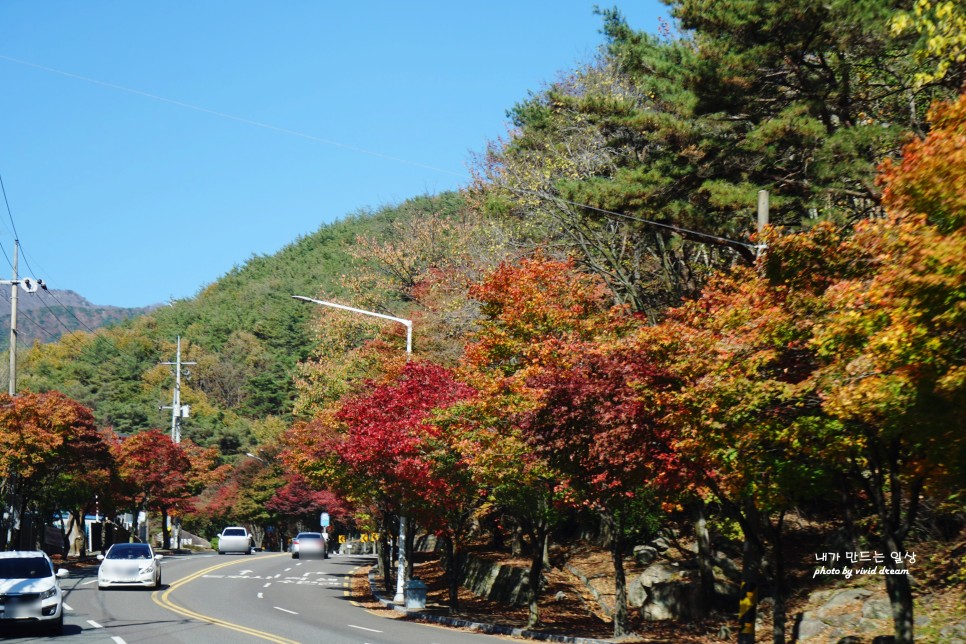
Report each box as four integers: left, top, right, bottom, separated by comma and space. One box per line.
0, 391, 110, 551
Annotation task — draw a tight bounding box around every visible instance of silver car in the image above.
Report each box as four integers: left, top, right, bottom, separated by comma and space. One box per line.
0, 550, 69, 635
291, 532, 327, 559
97, 543, 162, 589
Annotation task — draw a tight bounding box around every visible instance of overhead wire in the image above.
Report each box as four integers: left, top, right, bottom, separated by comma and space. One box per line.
0, 55, 464, 178
0, 169, 132, 354
511, 187, 761, 251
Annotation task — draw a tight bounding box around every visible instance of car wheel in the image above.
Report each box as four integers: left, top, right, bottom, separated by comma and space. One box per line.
155, 573, 161, 588
293, 552, 299, 559
48, 612, 64, 635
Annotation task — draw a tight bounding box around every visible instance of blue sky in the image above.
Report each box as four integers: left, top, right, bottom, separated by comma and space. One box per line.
1, 1, 666, 308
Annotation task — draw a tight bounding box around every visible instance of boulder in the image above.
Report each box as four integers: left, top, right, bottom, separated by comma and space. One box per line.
633, 545, 659, 566
633, 562, 703, 620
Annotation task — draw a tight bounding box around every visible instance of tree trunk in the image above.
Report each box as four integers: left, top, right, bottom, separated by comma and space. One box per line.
768, 522, 787, 644
881, 531, 915, 643
608, 512, 631, 639
380, 525, 392, 595
442, 534, 460, 610
693, 500, 715, 614
405, 519, 416, 581
526, 539, 545, 630
160, 506, 171, 550
884, 564, 915, 644
737, 532, 762, 644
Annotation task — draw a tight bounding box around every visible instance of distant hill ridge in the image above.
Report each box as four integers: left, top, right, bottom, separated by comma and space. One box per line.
0, 287, 156, 349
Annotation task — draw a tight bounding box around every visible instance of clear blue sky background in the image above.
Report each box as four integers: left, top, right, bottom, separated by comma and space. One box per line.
1, 1, 666, 308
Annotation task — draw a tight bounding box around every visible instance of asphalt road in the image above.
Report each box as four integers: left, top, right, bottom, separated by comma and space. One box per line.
1, 552, 505, 643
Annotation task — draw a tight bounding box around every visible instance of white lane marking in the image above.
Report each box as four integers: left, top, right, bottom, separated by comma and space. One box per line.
87, 620, 104, 628
62, 603, 73, 611
263, 582, 271, 587
348, 625, 382, 633
238, 569, 253, 575
274, 606, 298, 615
284, 567, 292, 572
257, 592, 264, 599
81, 579, 98, 586
112, 638, 127, 644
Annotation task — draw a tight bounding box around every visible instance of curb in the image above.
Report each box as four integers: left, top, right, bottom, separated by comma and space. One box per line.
366, 566, 615, 644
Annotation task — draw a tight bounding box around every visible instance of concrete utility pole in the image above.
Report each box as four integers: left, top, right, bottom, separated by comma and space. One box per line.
8, 241, 16, 396
1, 240, 43, 549
160, 336, 196, 444
755, 190, 770, 260
2, 241, 43, 395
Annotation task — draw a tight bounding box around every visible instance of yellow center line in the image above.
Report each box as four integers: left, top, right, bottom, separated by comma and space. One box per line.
152, 554, 299, 644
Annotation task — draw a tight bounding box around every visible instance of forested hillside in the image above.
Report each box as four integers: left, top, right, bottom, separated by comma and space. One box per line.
4, 3, 965, 643
0, 288, 154, 350
19, 192, 465, 450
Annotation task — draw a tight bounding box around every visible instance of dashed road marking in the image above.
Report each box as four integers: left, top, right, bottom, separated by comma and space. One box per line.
153, 553, 299, 644
87, 620, 103, 628
348, 624, 381, 633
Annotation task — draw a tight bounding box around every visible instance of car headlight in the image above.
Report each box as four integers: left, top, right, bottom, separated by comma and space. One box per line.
40, 586, 58, 600
141, 564, 155, 574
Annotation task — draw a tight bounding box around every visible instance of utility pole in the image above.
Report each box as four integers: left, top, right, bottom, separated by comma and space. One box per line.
2, 241, 43, 395
1, 240, 43, 549
8, 241, 17, 396
754, 190, 770, 260
736, 190, 771, 641
160, 336, 195, 444
160, 336, 195, 551
757, 189, 770, 233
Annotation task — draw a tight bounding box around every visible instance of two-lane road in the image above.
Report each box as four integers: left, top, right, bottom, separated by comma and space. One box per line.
1, 552, 504, 643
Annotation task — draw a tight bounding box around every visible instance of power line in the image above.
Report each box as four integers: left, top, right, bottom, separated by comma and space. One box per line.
0, 169, 140, 364
0, 169, 98, 337
0, 173, 17, 270
512, 187, 761, 251
0, 54, 464, 178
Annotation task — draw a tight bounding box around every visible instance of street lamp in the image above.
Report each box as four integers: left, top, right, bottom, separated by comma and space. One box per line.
292, 294, 412, 604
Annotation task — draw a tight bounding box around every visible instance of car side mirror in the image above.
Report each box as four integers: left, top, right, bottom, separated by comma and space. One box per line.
96, 554, 105, 561
56, 569, 69, 579
155, 554, 164, 560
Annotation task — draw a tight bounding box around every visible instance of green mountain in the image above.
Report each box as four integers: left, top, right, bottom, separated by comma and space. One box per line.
0, 288, 156, 351
19, 193, 463, 452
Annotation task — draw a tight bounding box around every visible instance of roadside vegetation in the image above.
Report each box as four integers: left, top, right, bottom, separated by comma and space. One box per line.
3, 3, 964, 643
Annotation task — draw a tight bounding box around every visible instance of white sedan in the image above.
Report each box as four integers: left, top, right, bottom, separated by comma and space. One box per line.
97, 543, 162, 589
291, 532, 327, 559
0, 550, 69, 635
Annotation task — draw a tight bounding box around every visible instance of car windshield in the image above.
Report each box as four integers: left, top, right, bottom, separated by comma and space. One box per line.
224, 529, 246, 537
0, 557, 52, 579
106, 545, 152, 560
